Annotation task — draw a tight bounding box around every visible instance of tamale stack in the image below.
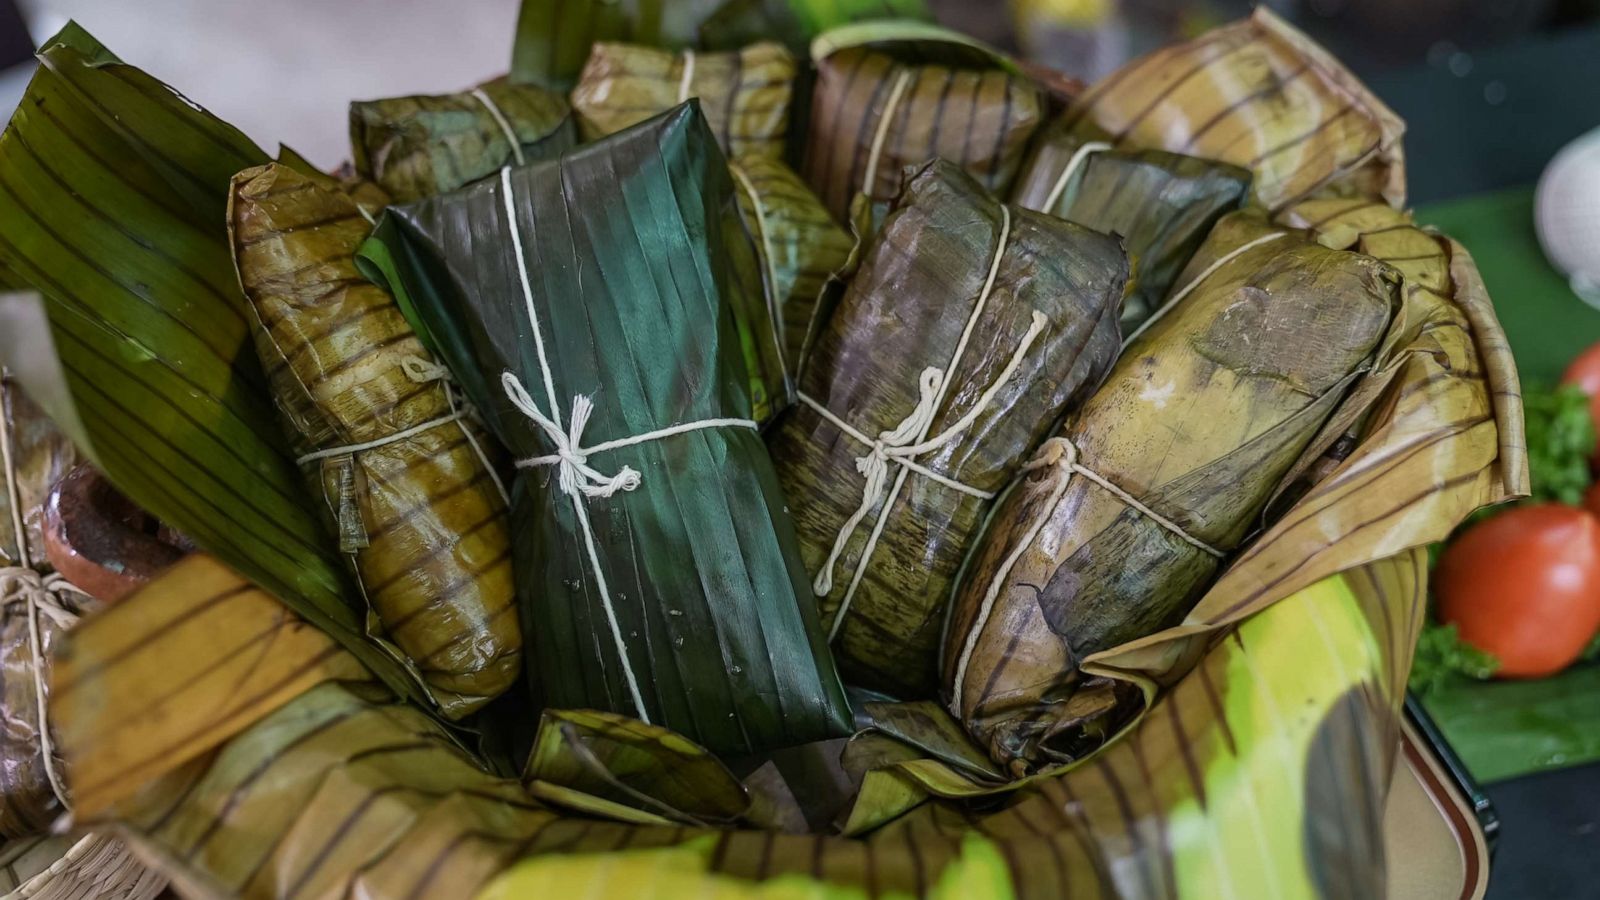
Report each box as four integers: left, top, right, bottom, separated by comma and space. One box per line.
770, 160, 1126, 698
803, 26, 1045, 226
729, 154, 853, 371
360, 103, 853, 755
945, 210, 1400, 772
1055, 8, 1405, 212
1011, 127, 1251, 331
228, 163, 520, 719
570, 41, 796, 160
350, 81, 575, 203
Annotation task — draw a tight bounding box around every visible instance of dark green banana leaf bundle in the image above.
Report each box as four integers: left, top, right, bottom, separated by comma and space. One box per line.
360, 103, 852, 755
229, 163, 520, 719
570, 40, 796, 161
349, 81, 575, 203
729, 154, 853, 372
769, 160, 1126, 699
1011, 127, 1251, 332
803, 25, 1046, 227
945, 210, 1401, 773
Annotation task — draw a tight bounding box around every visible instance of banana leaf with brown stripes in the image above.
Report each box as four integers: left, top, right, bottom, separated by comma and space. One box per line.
275, 143, 393, 221
802, 21, 1047, 229
570, 41, 796, 161
1011, 127, 1251, 332
510, 0, 932, 90
349, 81, 576, 204
728, 154, 853, 371
769, 160, 1125, 699
359, 103, 852, 756
0, 24, 427, 706
229, 163, 520, 719
54, 544, 1460, 898
1056, 8, 1406, 213
946, 209, 1403, 773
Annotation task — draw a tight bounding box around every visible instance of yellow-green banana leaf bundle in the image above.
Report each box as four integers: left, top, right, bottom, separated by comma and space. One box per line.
803, 23, 1046, 226
729, 155, 853, 371
570, 40, 796, 160
1057, 7, 1405, 213
946, 210, 1401, 772
360, 104, 851, 756
1012, 129, 1251, 331
349, 81, 575, 203
769, 160, 1126, 699
229, 163, 520, 719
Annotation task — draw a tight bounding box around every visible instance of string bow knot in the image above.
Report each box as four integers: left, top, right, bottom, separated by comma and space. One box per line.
501, 373, 641, 500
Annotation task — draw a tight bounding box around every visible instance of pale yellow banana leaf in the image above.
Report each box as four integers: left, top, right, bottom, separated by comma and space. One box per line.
1059, 8, 1406, 212
49, 554, 371, 819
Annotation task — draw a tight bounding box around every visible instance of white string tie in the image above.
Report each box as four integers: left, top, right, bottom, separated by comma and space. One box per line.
948, 436, 1223, 714
860, 69, 914, 199
471, 87, 525, 167
1040, 141, 1113, 213
677, 50, 697, 105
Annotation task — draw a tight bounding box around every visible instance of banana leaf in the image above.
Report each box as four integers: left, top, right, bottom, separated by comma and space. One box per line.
0, 24, 425, 706
571, 41, 796, 161
510, 0, 933, 89
1057, 8, 1406, 213
0, 376, 78, 570
802, 22, 1046, 227
349, 81, 576, 204
0, 575, 88, 839
229, 163, 520, 718
729, 154, 853, 371
769, 160, 1125, 699
1010, 128, 1251, 332
359, 103, 852, 755
945, 210, 1401, 772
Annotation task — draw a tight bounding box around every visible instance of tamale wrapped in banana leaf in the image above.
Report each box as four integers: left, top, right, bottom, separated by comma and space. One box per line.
729, 154, 853, 371
945, 210, 1400, 772
769, 160, 1126, 698
1056, 8, 1405, 212
350, 81, 575, 203
0, 377, 86, 837
359, 103, 852, 755
228, 163, 519, 719
1011, 128, 1251, 331
803, 24, 1046, 225
571, 41, 796, 160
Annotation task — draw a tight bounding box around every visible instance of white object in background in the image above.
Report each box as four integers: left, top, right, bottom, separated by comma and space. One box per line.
1535, 125, 1600, 312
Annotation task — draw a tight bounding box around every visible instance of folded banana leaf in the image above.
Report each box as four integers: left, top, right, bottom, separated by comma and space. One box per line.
571, 41, 795, 161
0, 23, 425, 705
770, 160, 1125, 698
803, 22, 1046, 227
359, 103, 851, 755
0, 573, 88, 840
946, 210, 1401, 772
349, 81, 575, 203
728, 154, 852, 370
229, 163, 520, 718
1057, 8, 1405, 213
1011, 128, 1251, 332
510, 0, 932, 89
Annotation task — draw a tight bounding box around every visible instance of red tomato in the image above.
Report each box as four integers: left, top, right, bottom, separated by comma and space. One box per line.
1562, 342, 1600, 463
1435, 504, 1600, 678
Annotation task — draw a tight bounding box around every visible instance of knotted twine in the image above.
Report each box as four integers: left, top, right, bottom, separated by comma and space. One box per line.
804, 206, 1054, 640
494, 166, 760, 723
947, 230, 1291, 713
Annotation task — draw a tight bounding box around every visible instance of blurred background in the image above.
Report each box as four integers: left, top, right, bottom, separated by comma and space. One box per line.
1, 1, 1598, 896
